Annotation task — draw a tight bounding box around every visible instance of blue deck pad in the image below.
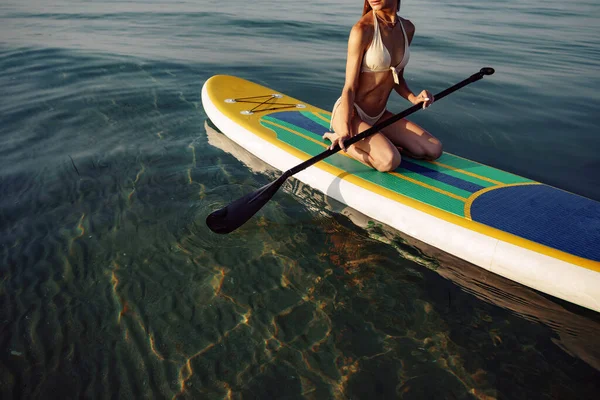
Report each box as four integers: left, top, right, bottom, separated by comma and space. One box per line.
401, 160, 485, 193
470, 185, 600, 262
272, 111, 329, 137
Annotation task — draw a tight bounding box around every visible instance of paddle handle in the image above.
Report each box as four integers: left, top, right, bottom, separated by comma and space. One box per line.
287, 67, 495, 177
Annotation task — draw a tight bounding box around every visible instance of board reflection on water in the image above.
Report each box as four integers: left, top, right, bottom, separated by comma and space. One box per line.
205, 120, 600, 375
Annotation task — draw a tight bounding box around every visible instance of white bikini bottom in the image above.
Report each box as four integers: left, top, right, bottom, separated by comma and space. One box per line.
330, 97, 386, 130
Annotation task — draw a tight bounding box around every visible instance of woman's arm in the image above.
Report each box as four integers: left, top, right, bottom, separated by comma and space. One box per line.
393, 22, 433, 109
328, 23, 370, 151
394, 70, 434, 109
393, 69, 417, 103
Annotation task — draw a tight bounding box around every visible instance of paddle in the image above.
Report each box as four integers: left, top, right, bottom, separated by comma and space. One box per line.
206, 67, 495, 234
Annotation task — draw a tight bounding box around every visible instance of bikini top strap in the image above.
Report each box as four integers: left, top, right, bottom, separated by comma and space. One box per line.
398, 17, 408, 50
372, 11, 380, 36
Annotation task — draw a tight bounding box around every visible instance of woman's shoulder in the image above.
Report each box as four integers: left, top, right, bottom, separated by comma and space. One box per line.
399, 16, 416, 42
353, 11, 375, 34
349, 12, 375, 44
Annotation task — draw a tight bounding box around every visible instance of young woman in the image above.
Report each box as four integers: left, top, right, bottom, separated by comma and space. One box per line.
325, 0, 442, 172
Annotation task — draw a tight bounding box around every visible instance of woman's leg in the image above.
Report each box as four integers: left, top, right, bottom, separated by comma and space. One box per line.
377, 110, 443, 160
330, 109, 401, 172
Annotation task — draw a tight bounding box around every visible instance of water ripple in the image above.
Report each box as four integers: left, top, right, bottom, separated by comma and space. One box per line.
1, 0, 599, 399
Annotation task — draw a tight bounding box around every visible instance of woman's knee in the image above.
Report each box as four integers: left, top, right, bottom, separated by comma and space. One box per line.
373, 150, 401, 172
426, 137, 443, 160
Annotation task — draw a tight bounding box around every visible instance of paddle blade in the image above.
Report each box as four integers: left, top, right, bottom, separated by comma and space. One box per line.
206, 174, 288, 234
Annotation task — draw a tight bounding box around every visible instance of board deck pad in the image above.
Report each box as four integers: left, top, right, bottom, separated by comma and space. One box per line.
261, 110, 600, 263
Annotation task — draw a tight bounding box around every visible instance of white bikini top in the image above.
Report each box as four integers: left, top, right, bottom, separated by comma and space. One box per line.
361, 11, 410, 84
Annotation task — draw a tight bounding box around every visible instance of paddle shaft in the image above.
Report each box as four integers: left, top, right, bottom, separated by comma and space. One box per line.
287, 69, 491, 177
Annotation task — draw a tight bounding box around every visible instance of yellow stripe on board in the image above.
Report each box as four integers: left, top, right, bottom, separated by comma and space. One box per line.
312, 112, 331, 125
464, 182, 543, 220
430, 160, 503, 185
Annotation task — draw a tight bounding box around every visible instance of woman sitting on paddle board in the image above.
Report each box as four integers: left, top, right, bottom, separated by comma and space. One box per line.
325, 0, 442, 171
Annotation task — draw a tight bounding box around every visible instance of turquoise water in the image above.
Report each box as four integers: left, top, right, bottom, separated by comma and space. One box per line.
1, 0, 599, 398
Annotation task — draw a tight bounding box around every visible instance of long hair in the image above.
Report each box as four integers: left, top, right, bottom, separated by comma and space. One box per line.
362, 0, 401, 16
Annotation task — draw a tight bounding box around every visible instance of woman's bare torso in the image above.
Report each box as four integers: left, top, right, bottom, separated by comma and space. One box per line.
354, 13, 413, 116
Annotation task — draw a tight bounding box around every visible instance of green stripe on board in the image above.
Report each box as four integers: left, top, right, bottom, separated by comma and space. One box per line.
436, 153, 533, 184
260, 121, 466, 216
300, 111, 331, 129
317, 112, 331, 122
359, 168, 467, 215
408, 159, 496, 188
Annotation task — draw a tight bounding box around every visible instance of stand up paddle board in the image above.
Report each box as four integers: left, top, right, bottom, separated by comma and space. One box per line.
202, 75, 600, 313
